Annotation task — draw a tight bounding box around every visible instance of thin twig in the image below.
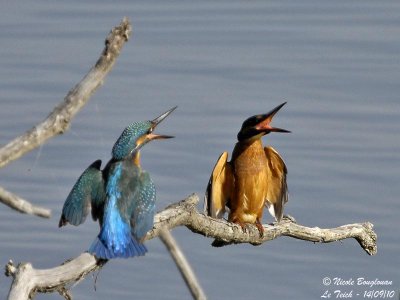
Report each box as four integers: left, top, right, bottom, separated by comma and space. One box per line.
0, 186, 50, 218
159, 229, 207, 300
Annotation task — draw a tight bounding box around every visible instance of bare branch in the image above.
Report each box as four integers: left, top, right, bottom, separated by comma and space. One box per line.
5, 193, 377, 300
149, 194, 377, 256
159, 229, 207, 300
0, 17, 132, 169
0, 18, 132, 217
0, 186, 51, 218
5, 255, 105, 300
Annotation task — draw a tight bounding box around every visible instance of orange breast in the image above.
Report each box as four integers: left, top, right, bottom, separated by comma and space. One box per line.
229, 139, 268, 223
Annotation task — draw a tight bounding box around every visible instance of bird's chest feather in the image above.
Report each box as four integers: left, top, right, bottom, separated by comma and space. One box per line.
106, 161, 142, 215
232, 140, 268, 213
232, 140, 268, 178
101, 162, 134, 250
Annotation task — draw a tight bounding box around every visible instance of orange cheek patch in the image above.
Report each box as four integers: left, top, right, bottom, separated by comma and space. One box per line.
135, 135, 148, 147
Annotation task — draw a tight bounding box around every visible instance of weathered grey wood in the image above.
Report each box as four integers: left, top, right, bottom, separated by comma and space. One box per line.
5, 254, 104, 300
0, 186, 51, 218
149, 194, 377, 256
0, 18, 132, 217
5, 193, 377, 300
159, 229, 207, 300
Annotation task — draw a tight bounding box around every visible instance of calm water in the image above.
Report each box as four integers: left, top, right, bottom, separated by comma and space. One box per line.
1, 1, 399, 299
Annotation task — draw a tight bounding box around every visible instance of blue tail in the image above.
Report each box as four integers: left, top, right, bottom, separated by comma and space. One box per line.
88, 235, 147, 259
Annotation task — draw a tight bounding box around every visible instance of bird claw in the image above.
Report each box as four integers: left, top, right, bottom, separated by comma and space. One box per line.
239, 222, 247, 233
234, 221, 264, 238
233, 221, 248, 233
255, 222, 264, 238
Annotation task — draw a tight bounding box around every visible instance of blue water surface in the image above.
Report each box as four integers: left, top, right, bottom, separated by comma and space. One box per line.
0, 1, 399, 299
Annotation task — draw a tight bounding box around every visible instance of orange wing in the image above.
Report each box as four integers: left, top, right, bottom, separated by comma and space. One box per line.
263, 146, 288, 222
204, 152, 234, 218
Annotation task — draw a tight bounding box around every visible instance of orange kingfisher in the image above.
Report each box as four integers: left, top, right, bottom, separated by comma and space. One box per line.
204, 102, 290, 236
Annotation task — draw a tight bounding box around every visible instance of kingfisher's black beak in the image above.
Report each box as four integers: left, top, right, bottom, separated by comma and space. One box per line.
148, 106, 177, 140
237, 102, 290, 141
254, 102, 290, 134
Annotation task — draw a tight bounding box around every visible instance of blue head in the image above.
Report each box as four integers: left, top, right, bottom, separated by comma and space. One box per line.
112, 107, 177, 160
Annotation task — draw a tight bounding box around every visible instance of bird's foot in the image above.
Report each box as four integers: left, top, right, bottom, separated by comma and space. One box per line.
233, 221, 263, 238
234, 221, 248, 233
255, 221, 264, 238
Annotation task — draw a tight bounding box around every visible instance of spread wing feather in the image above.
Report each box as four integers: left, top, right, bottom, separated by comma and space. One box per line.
109, 162, 153, 241
264, 146, 288, 222
204, 152, 234, 218
59, 160, 105, 227
130, 171, 156, 242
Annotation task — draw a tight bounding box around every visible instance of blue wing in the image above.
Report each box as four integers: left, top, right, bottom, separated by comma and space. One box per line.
59, 160, 105, 227
106, 162, 156, 241
130, 171, 156, 241
89, 161, 148, 259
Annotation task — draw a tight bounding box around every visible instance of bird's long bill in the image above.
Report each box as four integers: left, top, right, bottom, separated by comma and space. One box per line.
152, 106, 177, 127
255, 102, 290, 133
148, 106, 177, 141
147, 133, 174, 140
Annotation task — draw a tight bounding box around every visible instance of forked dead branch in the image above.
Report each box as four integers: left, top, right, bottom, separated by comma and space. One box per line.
5, 194, 377, 300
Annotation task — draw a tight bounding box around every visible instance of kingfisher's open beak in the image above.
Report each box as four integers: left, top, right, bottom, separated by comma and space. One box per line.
254, 102, 290, 134
148, 106, 177, 140
237, 102, 290, 141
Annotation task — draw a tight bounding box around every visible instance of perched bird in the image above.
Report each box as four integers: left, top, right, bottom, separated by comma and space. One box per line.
59, 107, 176, 259
204, 102, 289, 236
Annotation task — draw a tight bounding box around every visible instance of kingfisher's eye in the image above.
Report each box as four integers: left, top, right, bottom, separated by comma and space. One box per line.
148, 127, 153, 134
